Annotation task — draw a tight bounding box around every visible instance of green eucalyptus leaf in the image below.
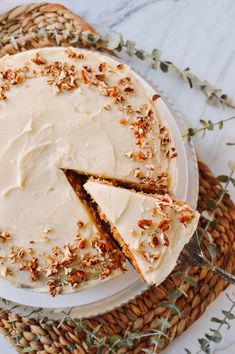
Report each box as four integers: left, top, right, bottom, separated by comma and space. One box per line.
158, 301, 182, 317
184, 349, 192, 354
205, 199, 217, 209
205, 331, 222, 343
207, 243, 217, 259
135, 50, 146, 60
172, 271, 186, 278
201, 210, 214, 222
210, 317, 223, 324
122, 331, 140, 347
158, 317, 172, 329
221, 93, 228, 99
206, 231, 214, 244
200, 119, 208, 127
152, 48, 161, 60
188, 127, 196, 137
165, 61, 173, 65
109, 334, 121, 347
217, 175, 229, 183
228, 161, 235, 172
126, 40, 136, 56
23, 348, 34, 353
222, 310, 235, 320
187, 76, 193, 88
184, 275, 197, 287
67, 343, 76, 350
151, 336, 163, 347
198, 337, 210, 353
86, 334, 94, 348
207, 120, 214, 130
168, 288, 182, 301
160, 62, 169, 73
151, 61, 158, 70
93, 324, 102, 335
219, 121, 224, 129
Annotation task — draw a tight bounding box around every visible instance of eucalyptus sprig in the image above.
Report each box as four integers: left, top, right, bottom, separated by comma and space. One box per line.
1, 299, 23, 350
111, 38, 234, 109
185, 293, 235, 354
197, 161, 235, 259
146, 270, 198, 353
183, 115, 235, 142
3, 27, 234, 109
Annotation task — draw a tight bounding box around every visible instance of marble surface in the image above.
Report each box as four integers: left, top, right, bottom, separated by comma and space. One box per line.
0, 0, 234, 353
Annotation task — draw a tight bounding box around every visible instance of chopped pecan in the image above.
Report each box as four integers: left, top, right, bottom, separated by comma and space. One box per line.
149, 236, 160, 248
119, 76, 131, 85
179, 210, 194, 224
47, 279, 61, 297
94, 240, 107, 254
68, 269, 86, 287
95, 73, 105, 81
104, 104, 111, 111
119, 118, 128, 125
98, 62, 108, 72
31, 52, 47, 65
124, 86, 134, 94
138, 219, 153, 230
0, 231, 11, 243
0, 93, 7, 100
156, 217, 171, 232
77, 220, 84, 229
163, 234, 169, 247
152, 94, 161, 101
117, 63, 125, 70
74, 235, 86, 249
65, 48, 85, 60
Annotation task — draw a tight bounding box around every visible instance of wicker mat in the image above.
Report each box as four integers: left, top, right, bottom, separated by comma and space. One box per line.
0, 3, 234, 353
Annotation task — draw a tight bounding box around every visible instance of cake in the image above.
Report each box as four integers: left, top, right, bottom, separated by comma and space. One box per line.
84, 180, 200, 285
0, 47, 179, 294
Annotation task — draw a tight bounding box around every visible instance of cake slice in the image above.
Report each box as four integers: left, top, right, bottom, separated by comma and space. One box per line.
84, 180, 200, 285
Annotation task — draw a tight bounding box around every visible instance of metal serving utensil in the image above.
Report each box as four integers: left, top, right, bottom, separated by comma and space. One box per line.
178, 232, 235, 284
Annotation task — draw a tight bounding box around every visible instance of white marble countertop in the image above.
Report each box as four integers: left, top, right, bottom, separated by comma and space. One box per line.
0, 0, 234, 353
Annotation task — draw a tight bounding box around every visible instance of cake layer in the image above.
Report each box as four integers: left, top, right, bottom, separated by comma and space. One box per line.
84, 180, 200, 285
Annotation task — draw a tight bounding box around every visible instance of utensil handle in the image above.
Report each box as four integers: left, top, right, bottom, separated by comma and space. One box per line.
210, 265, 235, 285
191, 252, 235, 285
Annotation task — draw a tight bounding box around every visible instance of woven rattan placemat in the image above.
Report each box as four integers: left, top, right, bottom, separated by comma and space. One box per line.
0, 3, 234, 353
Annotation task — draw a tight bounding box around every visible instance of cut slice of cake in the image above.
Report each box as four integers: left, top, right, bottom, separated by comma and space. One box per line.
84, 180, 200, 285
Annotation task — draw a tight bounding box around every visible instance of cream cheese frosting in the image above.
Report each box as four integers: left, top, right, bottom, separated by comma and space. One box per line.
84, 180, 200, 285
0, 47, 178, 294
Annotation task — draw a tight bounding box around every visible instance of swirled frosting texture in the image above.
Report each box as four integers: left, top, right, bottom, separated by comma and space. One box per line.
0, 47, 178, 293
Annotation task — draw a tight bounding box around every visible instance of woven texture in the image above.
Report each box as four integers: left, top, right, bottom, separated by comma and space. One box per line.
0, 3, 234, 353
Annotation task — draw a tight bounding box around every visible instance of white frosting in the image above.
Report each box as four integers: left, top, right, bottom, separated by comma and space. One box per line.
84, 181, 200, 285
0, 47, 178, 291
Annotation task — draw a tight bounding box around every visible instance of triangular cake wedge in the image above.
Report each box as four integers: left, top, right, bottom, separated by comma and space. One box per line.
84, 180, 200, 285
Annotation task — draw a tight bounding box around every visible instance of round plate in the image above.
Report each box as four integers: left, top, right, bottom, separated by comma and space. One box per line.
0, 50, 198, 315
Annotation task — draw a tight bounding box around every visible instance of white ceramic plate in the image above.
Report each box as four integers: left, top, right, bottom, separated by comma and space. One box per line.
0, 51, 192, 312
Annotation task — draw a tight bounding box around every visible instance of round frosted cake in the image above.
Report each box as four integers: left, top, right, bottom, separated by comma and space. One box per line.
0, 47, 198, 295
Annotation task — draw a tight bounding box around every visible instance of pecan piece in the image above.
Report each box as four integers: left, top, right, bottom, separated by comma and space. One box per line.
138, 219, 153, 230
